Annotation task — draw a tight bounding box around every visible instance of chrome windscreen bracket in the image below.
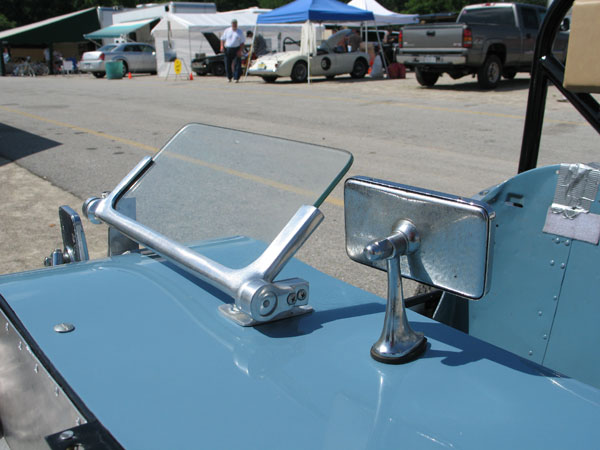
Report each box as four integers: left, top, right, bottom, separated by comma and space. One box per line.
44, 206, 89, 267
83, 157, 321, 326
345, 177, 493, 364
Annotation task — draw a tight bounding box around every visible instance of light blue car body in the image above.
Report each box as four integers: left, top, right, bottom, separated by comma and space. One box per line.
1, 220, 600, 448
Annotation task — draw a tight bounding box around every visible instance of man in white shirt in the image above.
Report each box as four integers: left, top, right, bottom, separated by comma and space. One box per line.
220, 19, 245, 82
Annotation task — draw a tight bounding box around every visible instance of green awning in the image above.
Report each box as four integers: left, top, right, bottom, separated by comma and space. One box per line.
0, 8, 100, 45
84, 18, 158, 40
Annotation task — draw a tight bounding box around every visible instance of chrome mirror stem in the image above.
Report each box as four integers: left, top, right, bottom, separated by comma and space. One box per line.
366, 221, 427, 364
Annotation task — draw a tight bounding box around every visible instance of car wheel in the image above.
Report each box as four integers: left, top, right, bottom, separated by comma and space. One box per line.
502, 68, 517, 80
477, 55, 502, 89
120, 60, 129, 77
290, 61, 308, 83
262, 76, 277, 83
212, 62, 225, 77
350, 58, 368, 79
92, 72, 105, 79
415, 67, 439, 87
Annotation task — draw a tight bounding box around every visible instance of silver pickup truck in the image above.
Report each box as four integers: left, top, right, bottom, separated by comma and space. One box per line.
397, 2, 568, 89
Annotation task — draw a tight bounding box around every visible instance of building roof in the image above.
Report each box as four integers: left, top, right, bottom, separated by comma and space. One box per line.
0, 8, 100, 45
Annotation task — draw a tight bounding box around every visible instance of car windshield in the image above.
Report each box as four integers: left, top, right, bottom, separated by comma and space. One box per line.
115, 123, 352, 260
98, 44, 117, 52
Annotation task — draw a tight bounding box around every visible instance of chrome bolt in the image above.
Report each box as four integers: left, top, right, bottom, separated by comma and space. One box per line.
565, 240, 570, 246
543, 334, 548, 340
550, 260, 555, 266
297, 289, 307, 301
554, 237, 560, 244
54, 323, 75, 333
538, 310, 543, 317
528, 350, 533, 356
560, 263, 565, 269
59, 430, 74, 440
287, 293, 296, 305
553, 295, 558, 301
258, 292, 277, 316
101, 191, 111, 199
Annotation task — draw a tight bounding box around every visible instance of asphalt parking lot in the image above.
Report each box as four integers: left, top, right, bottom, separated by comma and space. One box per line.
0, 71, 597, 297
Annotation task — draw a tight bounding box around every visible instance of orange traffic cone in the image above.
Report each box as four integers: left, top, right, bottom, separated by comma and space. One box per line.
127, 72, 132, 79
189, 72, 194, 81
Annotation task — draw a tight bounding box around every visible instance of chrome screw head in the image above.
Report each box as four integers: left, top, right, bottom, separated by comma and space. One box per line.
53, 323, 75, 333
287, 293, 296, 305
59, 430, 74, 440
297, 289, 307, 301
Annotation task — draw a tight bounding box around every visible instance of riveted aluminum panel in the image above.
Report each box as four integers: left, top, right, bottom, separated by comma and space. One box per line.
0, 306, 86, 450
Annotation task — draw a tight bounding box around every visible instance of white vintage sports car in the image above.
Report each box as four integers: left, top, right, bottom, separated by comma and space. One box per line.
248, 29, 370, 83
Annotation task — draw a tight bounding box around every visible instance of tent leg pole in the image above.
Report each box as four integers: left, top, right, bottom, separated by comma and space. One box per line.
374, 22, 388, 77
243, 23, 258, 82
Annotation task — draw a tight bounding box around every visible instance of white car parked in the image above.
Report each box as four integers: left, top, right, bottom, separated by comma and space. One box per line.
248, 29, 370, 83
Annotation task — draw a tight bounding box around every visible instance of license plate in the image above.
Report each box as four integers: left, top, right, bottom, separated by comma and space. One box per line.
423, 56, 437, 63
258, 63, 266, 69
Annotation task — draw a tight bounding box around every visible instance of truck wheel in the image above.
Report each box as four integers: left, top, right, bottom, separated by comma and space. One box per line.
415, 67, 439, 87
291, 61, 308, 83
477, 55, 502, 89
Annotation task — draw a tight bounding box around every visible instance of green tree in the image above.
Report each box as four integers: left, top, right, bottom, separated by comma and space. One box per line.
0, 13, 16, 31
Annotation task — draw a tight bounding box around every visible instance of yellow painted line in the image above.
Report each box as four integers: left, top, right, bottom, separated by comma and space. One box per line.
0, 105, 159, 153
167, 151, 344, 206
0, 105, 344, 207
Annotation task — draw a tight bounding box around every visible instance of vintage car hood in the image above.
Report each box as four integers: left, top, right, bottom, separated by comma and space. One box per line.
1, 237, 599, 449
254, 51, 300, 63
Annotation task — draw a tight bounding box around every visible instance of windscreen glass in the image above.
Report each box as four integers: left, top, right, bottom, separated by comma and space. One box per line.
116, 123, 352, 251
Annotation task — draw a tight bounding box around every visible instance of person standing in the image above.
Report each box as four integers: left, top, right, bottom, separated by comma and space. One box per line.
347, 29, 362, 52
246, 30, 268, 57
220, 19, 245, 82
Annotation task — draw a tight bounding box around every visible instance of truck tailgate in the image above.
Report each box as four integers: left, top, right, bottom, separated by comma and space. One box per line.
401, 24, 466, 52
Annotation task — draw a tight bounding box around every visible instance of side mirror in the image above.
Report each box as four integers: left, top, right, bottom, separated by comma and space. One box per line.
345, 177, 494, 363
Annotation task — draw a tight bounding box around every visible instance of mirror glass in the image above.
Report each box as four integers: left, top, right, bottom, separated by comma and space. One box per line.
345, 177, 493, 299
116, 123, 352, 257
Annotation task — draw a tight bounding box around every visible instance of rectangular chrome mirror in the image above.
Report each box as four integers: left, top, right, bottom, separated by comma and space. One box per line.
345, 177, 494, 299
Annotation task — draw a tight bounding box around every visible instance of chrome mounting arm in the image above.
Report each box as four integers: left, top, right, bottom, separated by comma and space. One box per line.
83, 156, 322, 326
365, 220, 427, 364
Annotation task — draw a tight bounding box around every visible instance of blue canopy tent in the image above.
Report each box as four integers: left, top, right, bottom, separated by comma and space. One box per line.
256, 0, 374, 23
248, 0, 376, 83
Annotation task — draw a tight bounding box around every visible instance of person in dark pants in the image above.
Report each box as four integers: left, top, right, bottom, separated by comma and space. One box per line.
220, 19, 245, 82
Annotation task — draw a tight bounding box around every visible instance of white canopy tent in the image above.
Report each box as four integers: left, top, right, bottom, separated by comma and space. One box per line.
347, 0, 418, 25
151, 8, 305, 78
